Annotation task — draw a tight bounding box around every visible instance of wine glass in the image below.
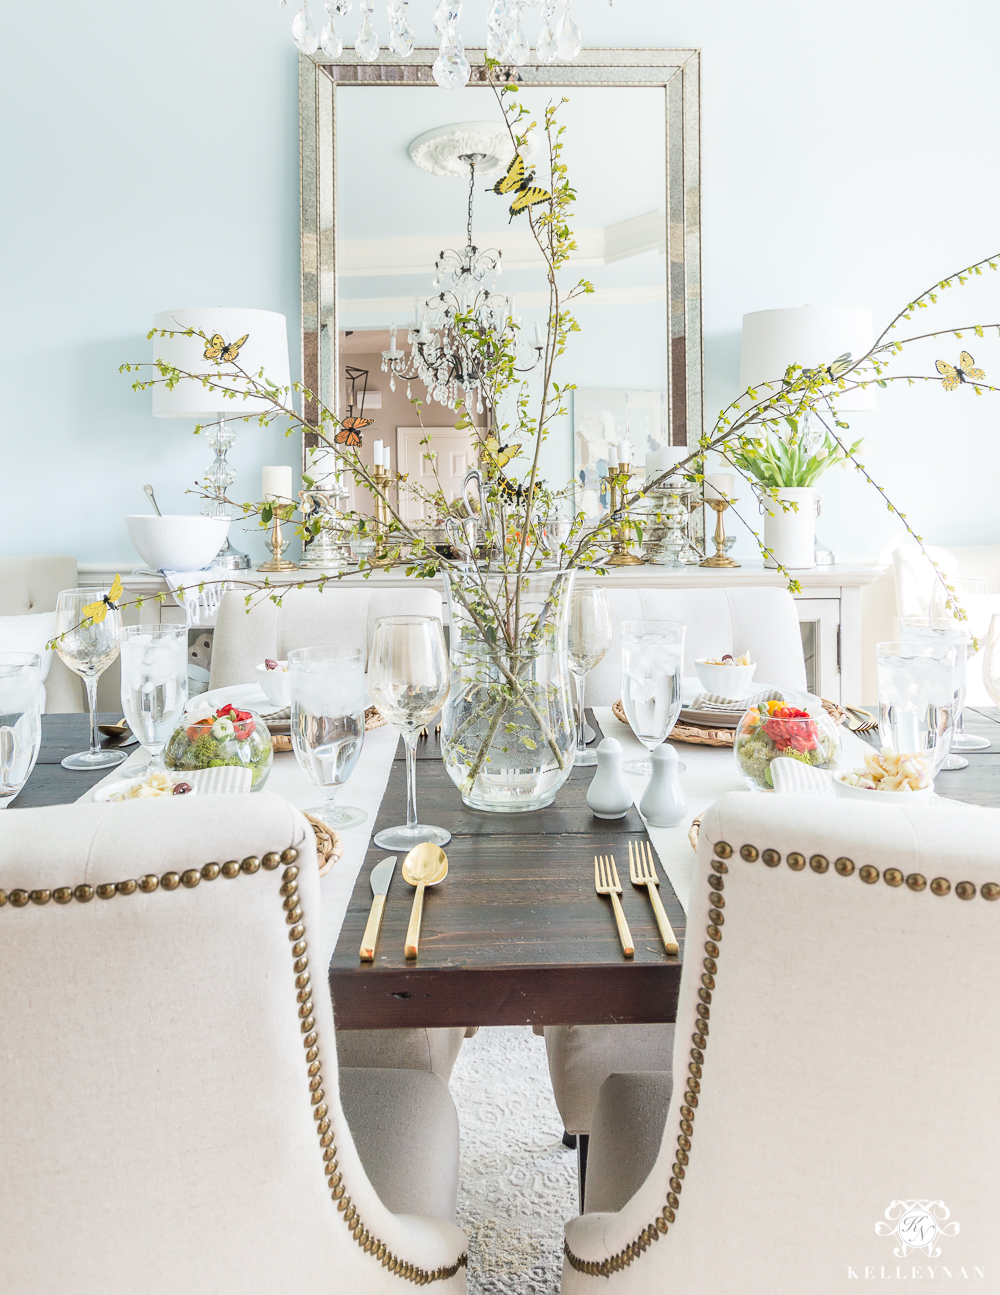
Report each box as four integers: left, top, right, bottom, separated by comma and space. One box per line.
289, 646, 367, 828
54, 588, 126, 770
929, 577, 992, 755
368, 615, 451, 850
119, 625, 188, 776
620, 619, 685, 776
875, 640, 957, 776
0, 653, 43, 808
569, 586, 612, 766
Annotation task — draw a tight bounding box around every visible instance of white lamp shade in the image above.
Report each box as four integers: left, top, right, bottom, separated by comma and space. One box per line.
739, 306, 876, 412
151, 307, 291, 419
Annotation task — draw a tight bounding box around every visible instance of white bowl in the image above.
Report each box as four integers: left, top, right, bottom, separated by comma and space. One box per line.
255, 661, 291, 708
832, 771, 935, 802
695, 658, 757, 700
126, 515, 231, 572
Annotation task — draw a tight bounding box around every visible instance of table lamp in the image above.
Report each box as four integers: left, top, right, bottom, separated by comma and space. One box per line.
739, 305, 875, 564
152, 307, 292, 570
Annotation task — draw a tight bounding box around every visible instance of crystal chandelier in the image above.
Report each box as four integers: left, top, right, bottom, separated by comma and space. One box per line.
380, 155, 543, 411
282, 0, 587, 89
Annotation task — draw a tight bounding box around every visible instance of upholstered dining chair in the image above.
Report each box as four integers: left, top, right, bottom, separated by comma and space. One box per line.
0, 553, 82, 711
0, 793, 467, 1293
560, 791, 1000, 1291
208, 583, 471, 1083
545, 585, 807, 1154
209, 585, 445, 688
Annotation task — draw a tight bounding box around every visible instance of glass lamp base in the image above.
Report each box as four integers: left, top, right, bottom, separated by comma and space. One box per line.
374, 822, 451, 850
62, 748, 127, 771
308, 804, 367, 829
938, 753, 970, 771
952, 732, 991, 751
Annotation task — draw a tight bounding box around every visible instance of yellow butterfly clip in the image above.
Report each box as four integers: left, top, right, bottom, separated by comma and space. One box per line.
482, 435, 521, 471
82, 574, 123, 626
203, 332, 250, 363
936, 350, 985, 391
488, 153, 551, 221
508, 184, 551, 222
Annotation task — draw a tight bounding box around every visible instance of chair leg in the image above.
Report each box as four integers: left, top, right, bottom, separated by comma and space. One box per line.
576, 1133, 590, 1214
562, 1129, 577, 1149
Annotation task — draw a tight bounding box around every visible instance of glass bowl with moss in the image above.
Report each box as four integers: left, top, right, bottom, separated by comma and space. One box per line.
165, 703, 273, 791
734, 699, 839, 792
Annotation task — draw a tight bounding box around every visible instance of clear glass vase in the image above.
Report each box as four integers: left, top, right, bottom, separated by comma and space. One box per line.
442, 567, 576, 812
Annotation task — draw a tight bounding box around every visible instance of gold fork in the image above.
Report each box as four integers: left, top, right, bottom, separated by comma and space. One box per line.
629, 839, 679, 955
594, 854, 634, 959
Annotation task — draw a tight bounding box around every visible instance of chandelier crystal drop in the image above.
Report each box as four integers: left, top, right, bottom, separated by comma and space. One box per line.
381, 158, 542, 410
292, 2, 320, 54
284, 0, 587, 82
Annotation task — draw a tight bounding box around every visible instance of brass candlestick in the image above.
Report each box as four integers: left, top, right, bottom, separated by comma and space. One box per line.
366, 464, 395, 569
605, 462, 644, 567
257, 503, 299, 572
700, 497, 741, 568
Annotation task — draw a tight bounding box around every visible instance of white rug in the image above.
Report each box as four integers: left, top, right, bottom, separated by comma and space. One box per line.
451, 1027, 577, 1294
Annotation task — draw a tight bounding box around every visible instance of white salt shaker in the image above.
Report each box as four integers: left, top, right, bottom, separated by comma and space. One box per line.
639, 743, 689, 827
586, 737, 633, 820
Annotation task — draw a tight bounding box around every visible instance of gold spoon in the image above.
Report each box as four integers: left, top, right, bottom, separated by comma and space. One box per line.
401, 842, 448, 960
98, 718, 131, 740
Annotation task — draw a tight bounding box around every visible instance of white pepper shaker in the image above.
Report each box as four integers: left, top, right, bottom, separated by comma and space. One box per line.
586, 737, 633, 820
639, 743, 689, 827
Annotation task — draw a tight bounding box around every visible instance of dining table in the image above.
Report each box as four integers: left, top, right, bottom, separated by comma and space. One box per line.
11, 704, 1000, 1035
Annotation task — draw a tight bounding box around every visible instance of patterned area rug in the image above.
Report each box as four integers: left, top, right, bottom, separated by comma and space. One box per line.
451, 1026, 577, 1294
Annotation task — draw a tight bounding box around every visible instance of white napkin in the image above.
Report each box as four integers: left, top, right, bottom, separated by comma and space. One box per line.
160, 566, 232, 627
186, 766, 253, 795
687, 688, 785, 715
770, 756, 835, 796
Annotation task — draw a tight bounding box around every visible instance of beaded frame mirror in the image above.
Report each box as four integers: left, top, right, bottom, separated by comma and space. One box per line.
298, 48, 702, 471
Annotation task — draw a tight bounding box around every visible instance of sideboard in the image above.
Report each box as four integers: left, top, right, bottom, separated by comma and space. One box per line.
80, 560, 884, 706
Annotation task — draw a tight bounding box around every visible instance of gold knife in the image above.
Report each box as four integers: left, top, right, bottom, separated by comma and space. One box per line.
359, 856, 396, 961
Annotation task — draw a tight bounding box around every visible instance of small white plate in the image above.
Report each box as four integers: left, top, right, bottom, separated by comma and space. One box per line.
93, 775, 197, 803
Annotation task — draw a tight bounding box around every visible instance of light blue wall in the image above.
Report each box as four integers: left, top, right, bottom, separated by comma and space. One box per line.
4, 0, 1000, 566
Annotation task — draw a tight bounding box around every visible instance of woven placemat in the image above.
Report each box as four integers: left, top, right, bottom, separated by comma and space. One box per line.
611, 699, 733, 747
305, 814, 344, 878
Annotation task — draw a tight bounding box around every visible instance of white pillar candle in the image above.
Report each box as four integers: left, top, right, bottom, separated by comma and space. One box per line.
262, 465, 294, 502
607, 444, 619, 469
704, 472, 736, 501
373, 440, 384, 467
618, 439, 631, 464
383, 445, 390, 473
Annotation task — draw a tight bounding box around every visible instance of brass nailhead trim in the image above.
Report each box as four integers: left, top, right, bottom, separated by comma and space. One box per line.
241, 856, 260, 875
10, 889, 30, 907
161, 873, 181, 891
221, 861, 241, 878
275, 857, 466, 1286
30, 889, 51, 905
564, 836, 1000, 1283
201, 863, 221, 881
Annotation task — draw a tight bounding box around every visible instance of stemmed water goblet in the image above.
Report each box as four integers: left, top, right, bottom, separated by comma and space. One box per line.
368, 614, 451, 850
54, 588, 126, 770
119, 624, 188, 777
620, 619, 686, 776
0, 653, 44, 808
928, 577, 992, 759
876, 639, 957, 776
289, 646, 367, 828
900, 615, 975, 770
569, 586, 612, 766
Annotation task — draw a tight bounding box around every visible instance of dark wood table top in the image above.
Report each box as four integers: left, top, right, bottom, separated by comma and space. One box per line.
11, 713, 134, 809
329, 715, 686, 1031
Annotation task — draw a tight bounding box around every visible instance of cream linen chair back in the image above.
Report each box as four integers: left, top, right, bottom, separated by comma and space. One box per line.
584, 586, 807, 706
0, 554, 82, 712
210, 586, 445, 688
561, 792, 1000, 1291
0, 794, 467, 1293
